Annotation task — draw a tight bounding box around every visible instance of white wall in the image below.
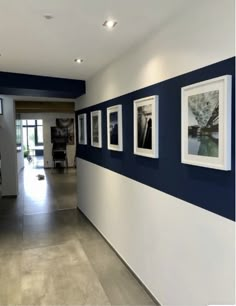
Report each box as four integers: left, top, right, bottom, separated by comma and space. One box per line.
76, 0, 235, 110
0, 96, 18, 196
17, 150, 24, 173
21, 113, 76, 168
77, 159, 235, 306
75, 1, 235, 305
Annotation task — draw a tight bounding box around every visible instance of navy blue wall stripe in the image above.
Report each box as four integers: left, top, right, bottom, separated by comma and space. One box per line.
76, 57, 235, 221
0, 71, 85, 98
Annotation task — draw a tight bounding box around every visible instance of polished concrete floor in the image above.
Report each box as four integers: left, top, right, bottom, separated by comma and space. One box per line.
0, 164, 157, 305
23, 159, 77, 215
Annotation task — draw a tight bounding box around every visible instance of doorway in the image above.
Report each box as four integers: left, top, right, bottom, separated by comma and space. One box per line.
22, 119, 44, 168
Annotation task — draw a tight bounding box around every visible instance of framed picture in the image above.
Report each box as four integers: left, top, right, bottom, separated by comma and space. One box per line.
91, 110, 102, 148
181, 75, 232, 170
107, 105, 123, 151
56, 118, 74, 145
51, 127, 68, 143
0, 98, 2, 115
133, 95, 159, 158
78, 113, 87, 145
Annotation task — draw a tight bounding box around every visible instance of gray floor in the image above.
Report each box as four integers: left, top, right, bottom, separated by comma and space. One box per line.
0, 164, 157, 305
23, 159, 77, 215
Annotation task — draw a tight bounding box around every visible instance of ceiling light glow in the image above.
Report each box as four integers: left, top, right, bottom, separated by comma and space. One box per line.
74, 58, 83, 64
103, 20, 117, 29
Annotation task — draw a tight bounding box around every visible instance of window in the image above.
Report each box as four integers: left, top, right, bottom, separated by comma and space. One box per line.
22, 120, 44, 149
36, 125, 43, 144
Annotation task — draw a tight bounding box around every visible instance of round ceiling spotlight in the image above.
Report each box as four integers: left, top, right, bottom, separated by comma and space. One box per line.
103, 20, 117, 29
74, 58, 83, 64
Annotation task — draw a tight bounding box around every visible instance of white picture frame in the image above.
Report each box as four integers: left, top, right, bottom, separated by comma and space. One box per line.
107, 105, 123, 151
78, 113, 87, 145
181, 75, 232, 170
91, 110, 102, 148
133, 95, 159, 158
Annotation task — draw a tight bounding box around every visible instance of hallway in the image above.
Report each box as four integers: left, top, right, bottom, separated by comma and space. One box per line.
0, 167, 156, 305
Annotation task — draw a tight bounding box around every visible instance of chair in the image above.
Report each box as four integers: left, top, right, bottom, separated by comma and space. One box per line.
52, 143, 68, 168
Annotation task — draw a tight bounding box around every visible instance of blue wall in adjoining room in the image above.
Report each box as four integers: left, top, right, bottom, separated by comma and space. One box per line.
76, 57, 235, 221
0, 71, 85, 98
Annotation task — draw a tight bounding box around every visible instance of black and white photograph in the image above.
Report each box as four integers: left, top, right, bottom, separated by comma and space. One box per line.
0, 98, 3, 114
188, 90, 219, 157
133, 96, 159, 158
110, 112, 118, 145
92, 115, 99, 143
181, 75, 232, 170
137, 104, 152, 149
78, 113, 87, 145
107, 105, 123, 151
91, 110, 102, 148
80, 118, 85, 142
56, 118, 74, 145
51, 127, 68, 143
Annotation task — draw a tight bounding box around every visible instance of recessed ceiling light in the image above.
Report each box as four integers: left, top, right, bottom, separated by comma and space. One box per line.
44, 14, 54, 20
74, 58, 83, 64
103, 20, 117, 29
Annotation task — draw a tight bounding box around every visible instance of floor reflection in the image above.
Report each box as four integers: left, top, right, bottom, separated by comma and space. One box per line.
22, 158, 77, 215
23, 162, 48, 211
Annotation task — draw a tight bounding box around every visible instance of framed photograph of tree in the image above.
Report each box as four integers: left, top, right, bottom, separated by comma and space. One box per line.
181, 75, 232, 170
133, 95, 159, 158
107, 105, 123, 151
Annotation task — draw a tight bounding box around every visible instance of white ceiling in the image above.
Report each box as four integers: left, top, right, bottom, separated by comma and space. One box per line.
0, 0, 187, 81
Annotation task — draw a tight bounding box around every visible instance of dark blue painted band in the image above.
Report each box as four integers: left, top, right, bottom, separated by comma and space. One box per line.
76, 57, 235, 221
0, 71, 85, 98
